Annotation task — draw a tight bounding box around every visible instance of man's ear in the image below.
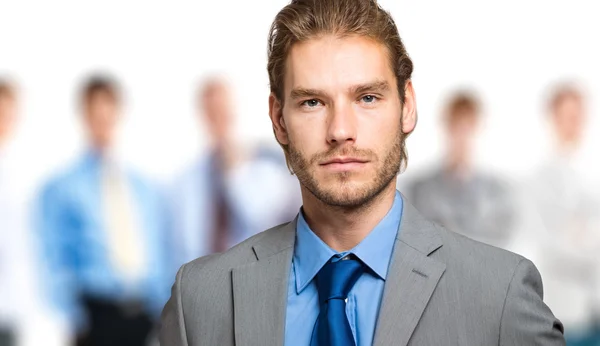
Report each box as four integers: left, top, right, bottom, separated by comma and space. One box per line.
269, 93, 289, 145
401, 80, 417, 134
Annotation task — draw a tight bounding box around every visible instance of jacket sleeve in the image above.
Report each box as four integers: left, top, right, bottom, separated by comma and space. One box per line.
160, 264, 189, 346
498, 258, 565, 345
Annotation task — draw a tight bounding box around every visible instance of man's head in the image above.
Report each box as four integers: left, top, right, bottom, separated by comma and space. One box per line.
267, 0, 417, 208
442, 92, 481, 168
80, 76, 121, 151
197, 77, 234, 144
547, 83, 586, 149
0, 80, 18, 147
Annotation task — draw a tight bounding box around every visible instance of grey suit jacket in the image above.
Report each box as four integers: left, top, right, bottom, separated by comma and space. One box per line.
160, 198, 565, 345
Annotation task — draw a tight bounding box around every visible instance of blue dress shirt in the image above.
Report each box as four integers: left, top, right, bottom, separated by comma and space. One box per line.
35, 152, 171, 332
284, 191, 403, 346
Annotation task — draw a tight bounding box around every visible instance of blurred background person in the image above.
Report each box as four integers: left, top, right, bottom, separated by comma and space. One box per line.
34, 76, 170, 346
0, 79, 20, 346
528, 83, 600, 346
168, 76, 300, 269
0, 79, 37, 346
406, 91, 516, 248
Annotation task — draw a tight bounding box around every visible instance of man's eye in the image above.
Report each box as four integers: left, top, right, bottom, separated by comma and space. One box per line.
361, 95, 377, 103
301, 99, 321, 107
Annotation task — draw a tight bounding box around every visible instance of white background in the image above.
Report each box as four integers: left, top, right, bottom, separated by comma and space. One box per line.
1, 0, 599, 186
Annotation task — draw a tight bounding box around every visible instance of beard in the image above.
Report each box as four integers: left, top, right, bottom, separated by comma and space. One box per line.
287, 128, 403, 209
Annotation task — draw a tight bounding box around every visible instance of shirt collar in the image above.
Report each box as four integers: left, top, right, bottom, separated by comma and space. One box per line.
293, 191, 403, 294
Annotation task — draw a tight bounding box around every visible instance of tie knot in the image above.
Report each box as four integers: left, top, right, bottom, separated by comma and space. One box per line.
316, 255, 364, 305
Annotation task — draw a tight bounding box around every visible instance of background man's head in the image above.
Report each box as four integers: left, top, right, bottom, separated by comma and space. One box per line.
197, 77, 234, 145
80, 76, 121, 151
0, 80, 18, 148
442, 92, 481, 168
267, 0, 417, 208
547, 83, 586, 150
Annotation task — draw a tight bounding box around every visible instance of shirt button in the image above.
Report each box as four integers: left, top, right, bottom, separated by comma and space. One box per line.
344, 298, 348, 303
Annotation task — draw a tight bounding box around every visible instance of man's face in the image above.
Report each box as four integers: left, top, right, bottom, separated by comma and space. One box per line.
271, 35, 415, 208
84, 90, 120, 149
201, 83, 233, 141
0, 94, 17, 142
552, 95, 585, 145
446, 112, 479, 163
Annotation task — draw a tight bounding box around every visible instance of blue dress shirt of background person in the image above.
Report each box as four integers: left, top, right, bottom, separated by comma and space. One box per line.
35, 151, 171, 333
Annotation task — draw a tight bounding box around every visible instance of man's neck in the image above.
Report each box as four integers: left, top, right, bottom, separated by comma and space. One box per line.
445, 155, 473, 180
300, 182, 397, 252
0, 137, 9, 152
556, 138, 580, 157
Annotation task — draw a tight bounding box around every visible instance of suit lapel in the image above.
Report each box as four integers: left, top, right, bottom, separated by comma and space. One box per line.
232, 219, 296, 346
373, 199, 446, 346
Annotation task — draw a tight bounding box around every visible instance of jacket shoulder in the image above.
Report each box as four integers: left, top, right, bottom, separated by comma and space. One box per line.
430, 224, 539, 313
435, 225, 525, 273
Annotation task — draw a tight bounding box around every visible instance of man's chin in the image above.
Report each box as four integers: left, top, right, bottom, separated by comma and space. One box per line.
312, 182, 379, 208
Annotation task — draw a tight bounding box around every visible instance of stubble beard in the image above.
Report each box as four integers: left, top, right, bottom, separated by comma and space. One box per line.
287, 128, 403, 209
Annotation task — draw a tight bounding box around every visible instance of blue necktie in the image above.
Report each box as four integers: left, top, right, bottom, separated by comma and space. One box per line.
314, 255, 365, 346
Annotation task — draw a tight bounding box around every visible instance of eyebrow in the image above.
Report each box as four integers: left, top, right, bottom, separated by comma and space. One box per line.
289, 88, 328, 100
289, 80, 391, 100
350, 80, 390, 95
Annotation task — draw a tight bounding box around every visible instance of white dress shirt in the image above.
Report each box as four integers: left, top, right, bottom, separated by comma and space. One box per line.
528, 153, 600, 332
0, 149, 38, 334
168, 145, 301, 270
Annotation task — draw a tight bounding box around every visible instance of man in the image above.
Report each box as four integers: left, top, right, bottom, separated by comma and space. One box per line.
0, 79, 34, 346
160, 1, 565, 345
168, 77, 299, 269
36, 76, 170, 346
527, 84, 600, 346
407, 92, 516, 249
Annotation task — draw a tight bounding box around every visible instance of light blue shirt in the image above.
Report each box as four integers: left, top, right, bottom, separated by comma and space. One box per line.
168, 147, 300, 272
284, 191, 403, 346
35, 152, 171, 332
